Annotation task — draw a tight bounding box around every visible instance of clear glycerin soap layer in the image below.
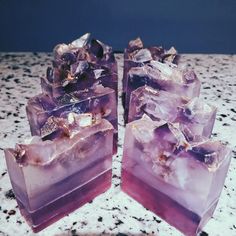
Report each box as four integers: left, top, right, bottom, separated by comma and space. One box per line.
121, 115, 231, 236
4, 116, 114, 232
128, 85, 216, 141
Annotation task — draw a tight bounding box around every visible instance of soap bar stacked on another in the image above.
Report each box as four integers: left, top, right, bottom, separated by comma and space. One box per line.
122, 38, 231, 236
121, 115, 231, 236
4, 34, 117, 232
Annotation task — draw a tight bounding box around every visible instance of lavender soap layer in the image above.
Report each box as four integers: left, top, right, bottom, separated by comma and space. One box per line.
4, 117, 114, 232
121, 115, 231, 236
128, 85, 216, 141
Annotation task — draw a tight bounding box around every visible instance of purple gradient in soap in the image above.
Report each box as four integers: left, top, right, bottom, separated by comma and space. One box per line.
26, 85, 117, 153
42, 34, 118, 98
124, 62, 201, 123
121, 116, 231, 236
128, 86, 216, 141
4, 118, 114, 232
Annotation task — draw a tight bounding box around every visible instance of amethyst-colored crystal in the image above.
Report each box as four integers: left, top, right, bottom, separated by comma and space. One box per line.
122, 37, 179, 104
26, 85, 117, 153
124, 61, 201, 123
128, 86, 216, 141
4, 117, 114, 232
121, 115, 231, 236
42, 33, 117, 98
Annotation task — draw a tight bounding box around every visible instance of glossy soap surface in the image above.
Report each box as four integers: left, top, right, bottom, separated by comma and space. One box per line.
4, 118, 114, 232
121, 116, 231, 236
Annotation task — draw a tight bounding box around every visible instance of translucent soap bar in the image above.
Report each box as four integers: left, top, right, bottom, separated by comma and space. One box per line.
124, 61, 201, 123
4, 117, 114, 232
41, 33, 118, 98
123, 37, 179, 94
26, 85, 117, 153
128, 85, 216, 141
121, 115, 231, 236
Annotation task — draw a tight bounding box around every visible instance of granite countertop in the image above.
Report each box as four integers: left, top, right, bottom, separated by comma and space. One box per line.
0, 53, 235, 236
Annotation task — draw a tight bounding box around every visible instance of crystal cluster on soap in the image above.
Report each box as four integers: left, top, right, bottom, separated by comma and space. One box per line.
124, 61, 201, 122
5, 115, 114, 232
123, 37, 179, 93
128, 85, 216, 141
41, 33, 118, 98
123, 38, 200, 122
26, 84, 117, 152
121, 115, 231, 236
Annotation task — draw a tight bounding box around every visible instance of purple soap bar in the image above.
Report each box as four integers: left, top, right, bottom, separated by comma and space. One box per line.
121, 115, 231, 236
123, 37, 179, 93
41, 33, 117, 98
124, 61, 201, 123
4, 116, 114, 232
26, 85, 117, 153
128, 85, 216, 141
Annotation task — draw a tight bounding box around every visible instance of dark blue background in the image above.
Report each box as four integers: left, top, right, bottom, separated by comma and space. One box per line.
0, 0, 235, 53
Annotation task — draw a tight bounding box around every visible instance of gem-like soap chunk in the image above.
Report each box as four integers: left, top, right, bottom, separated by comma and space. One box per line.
42, 34, 117, 98
128, 86, 216, 141
122, 37, 179, 105
121, 115, 231, 236
124, 61, 201, 122
26, 85, 117, 153
4, 117, 114, 232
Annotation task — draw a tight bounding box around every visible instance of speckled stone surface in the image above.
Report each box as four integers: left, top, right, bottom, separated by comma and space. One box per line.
0, 53, 235, 236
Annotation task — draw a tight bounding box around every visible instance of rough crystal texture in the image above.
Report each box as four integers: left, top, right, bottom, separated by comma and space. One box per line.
124, 61, 201, 122
128, 86, 216, 141
4, 117, 114, 232
26, 85, 117, 153
121, 115, 231, 236
41, 33, 118, 98
123, 37, 179, 93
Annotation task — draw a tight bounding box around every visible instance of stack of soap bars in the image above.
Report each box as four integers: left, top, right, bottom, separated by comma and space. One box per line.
4, 35, 231, 236
4, 33, 118, 232
121, 38, 231, 236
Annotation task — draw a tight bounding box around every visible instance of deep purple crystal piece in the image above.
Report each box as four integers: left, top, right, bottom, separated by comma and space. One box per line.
4, 117, 114, 232
121, 115, 231, 236
128, 85, 216, 141
42, 34, 118, 98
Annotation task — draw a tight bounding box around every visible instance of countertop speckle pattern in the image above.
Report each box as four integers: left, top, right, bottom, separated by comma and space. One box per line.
0, 53, 235, 236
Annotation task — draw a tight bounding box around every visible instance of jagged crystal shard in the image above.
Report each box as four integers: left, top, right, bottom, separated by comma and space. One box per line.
128, 86, 216, 141
4, 118, 114, 232
124, 62, 201, 122
121, 115, 231, 236
123, 37, 179, 101
43, 34, 117, 98
26, 85, 117, 153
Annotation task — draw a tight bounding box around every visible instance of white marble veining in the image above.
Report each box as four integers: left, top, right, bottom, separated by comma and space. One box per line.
0, 53, 235, 236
